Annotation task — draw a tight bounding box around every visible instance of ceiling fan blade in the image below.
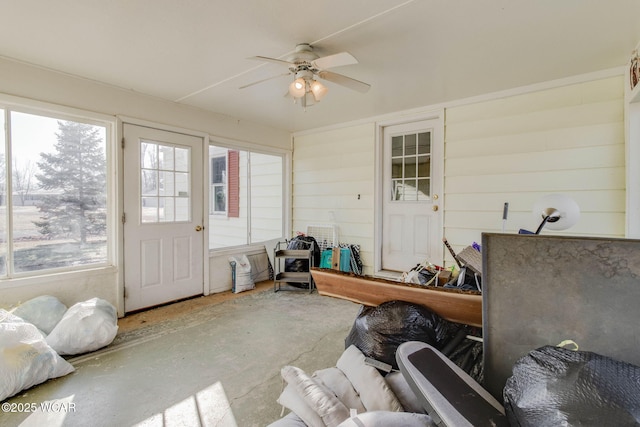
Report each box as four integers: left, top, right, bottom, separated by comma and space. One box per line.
312, 52, 358, 69
318, 70, 370, 93
239, 72, 291, 89
249, 56, 294, 67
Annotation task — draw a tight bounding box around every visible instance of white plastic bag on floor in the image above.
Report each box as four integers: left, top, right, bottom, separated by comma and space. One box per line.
46, 298, 118, 355
229, 255, 255, 293
0, 310, 75, 401
11, 295, 68, 335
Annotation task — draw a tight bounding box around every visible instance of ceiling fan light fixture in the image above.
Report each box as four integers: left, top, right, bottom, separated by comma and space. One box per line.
246, 43, 370, 109
289, 78, 306, 98
310, 80, 328, 101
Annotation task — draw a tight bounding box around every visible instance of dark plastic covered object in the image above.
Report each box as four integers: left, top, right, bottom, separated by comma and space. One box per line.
345, 300, 459, 370
503, 345, 640, 427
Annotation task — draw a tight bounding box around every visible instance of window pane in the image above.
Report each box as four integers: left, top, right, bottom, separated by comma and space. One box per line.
405, 134, 417, 155
209, 146, 246, 247
211, 157, 226, 184
159, 171, 174, 196
250, 153, 283, 243
9, 112, 108, 273
214, 186, 225, 212
391, 158, 402, 179
140, 141, 190, 224
392, 180, 402, 201
418, 178, 430, 199
209, 146, 284, 249
159, 145, 174, 170
141, 142, 157, 169
142, 170, 158, 196
175, 148, 189, 172
405, 157, 417, 178
404, 179, 418, 200
418, 132, 431, 154
160, 197, 174, 222
142, 197, 158, 223
175, 172, 189, 197
417, 155, 430, 178
391, 136, 403, 157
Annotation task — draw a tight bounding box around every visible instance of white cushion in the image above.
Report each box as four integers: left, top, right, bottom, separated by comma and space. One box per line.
277, 383, 325, 427
281, 365, 350, 427
336, 345, 404, 412
313, 367, 366, 414
385, 371, 425, 414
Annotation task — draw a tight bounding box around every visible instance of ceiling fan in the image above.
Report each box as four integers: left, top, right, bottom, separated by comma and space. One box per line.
240, 43, 371, 108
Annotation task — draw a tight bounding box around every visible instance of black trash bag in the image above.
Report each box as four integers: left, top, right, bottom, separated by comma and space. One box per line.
345, 300, 460, 370
441, 326, 484, 384
503, 345, 640, 427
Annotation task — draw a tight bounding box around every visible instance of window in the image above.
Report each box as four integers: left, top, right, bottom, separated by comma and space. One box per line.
140, 141, 190, 223
210, 156, 226, 213
209, 145, 283, 249
391, 131, 431, 201
0, 106, 111, 277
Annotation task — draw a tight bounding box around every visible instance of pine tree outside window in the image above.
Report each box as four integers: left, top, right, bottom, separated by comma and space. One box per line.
0, 108, 110, 277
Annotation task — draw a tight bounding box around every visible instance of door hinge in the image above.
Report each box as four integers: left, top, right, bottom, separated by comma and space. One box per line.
121, 137, 125, 149
121, 213, 126, 224
123, 287, 128, 299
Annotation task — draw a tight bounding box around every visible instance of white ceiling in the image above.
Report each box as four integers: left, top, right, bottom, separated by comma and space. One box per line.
2, 0, 640, 133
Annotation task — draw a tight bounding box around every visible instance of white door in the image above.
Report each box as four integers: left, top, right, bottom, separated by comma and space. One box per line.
123, 123, 204, 312
381, 119, 442, 272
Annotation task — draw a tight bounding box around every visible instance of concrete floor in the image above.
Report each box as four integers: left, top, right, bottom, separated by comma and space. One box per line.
0, 282, 362, 427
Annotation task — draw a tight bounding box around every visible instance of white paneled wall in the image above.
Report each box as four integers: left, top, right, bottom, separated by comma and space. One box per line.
291, 75, 626, 274
293, 124, 376, 274
444, 76, 626, 255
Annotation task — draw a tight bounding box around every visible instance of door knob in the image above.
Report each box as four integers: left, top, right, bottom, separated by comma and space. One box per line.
432, 205, 439, 212
195, 225, 203, 231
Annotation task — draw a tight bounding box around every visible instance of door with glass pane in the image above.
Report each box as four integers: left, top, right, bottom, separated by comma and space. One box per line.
123, 124, 204, 312
381, 119, 442, 272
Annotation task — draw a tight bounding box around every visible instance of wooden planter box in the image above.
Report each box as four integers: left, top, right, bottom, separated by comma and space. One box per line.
311, 268, 482, 327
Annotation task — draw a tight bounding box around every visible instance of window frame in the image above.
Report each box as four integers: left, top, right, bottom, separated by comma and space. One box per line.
390, 131, 432, 202
0, 96, 116, 280
139, 140, 192, 224
208, 139, 288, 251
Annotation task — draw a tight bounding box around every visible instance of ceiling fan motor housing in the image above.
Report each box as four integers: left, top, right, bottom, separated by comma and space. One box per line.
288, 43, 319, 70
295, 69, 315, 81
